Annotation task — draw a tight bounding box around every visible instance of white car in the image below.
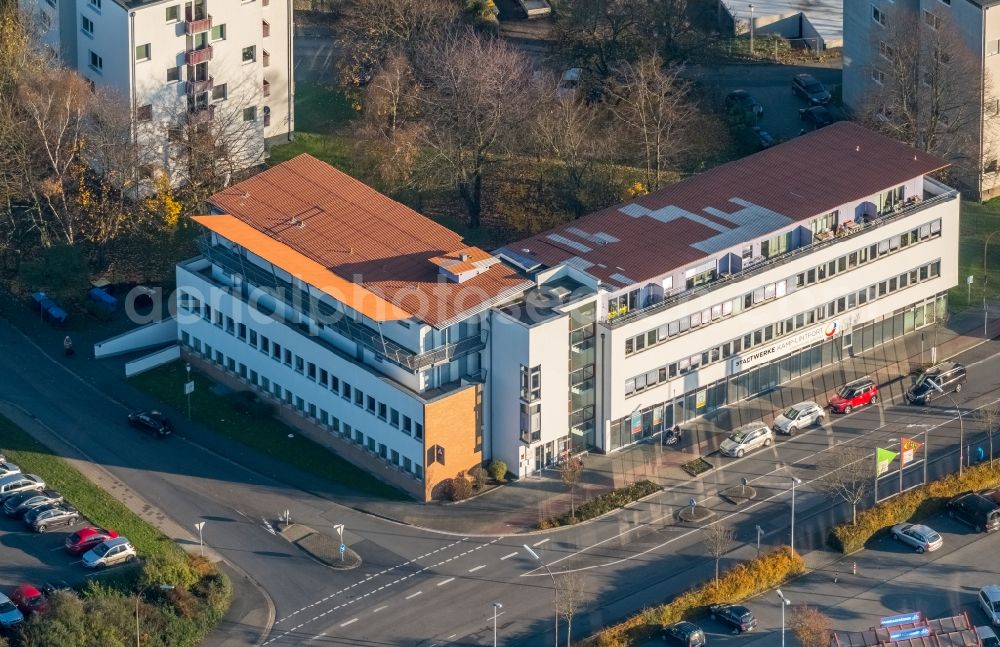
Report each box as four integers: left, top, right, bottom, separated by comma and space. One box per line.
980, 585, 1000, 626
0, 462, 20, 478
82, 537, 137, 569
719, 422, 773, 458
891, 523, 943, 553
0, 592, 23, 628
772, 401, 825, 435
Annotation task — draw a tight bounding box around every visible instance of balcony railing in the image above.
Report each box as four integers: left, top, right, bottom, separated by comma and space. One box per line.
602, 183, 959, 328
186, 76, 213, 94
185, 46, 213, 65
185, 15, 212, 34
187, 104, 215, 123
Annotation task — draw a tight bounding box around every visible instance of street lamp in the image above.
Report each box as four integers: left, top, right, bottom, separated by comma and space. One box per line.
777, 589, 791, 647
185, 362, 192, 421
789, 476, 802, 555
928, 378, 966, 475
493, 602, 503, 647
524, 544, 559, 647
136, 583, 174, 647
749, 4, 755, 55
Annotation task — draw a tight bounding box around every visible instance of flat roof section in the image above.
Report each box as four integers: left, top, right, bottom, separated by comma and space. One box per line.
502, 122, 947, 290
205, 154, 532, 328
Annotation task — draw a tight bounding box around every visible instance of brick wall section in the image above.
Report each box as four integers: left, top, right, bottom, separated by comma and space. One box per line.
182, 350, 425, 500
423, 384, 483, 501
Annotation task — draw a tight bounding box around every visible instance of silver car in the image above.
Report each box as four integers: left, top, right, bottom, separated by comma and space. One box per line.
980, 585, 1000, 626
772, 401, 825, 435
0, 592, 23, 628
0, 462, 20, 478
82, 537, 137, 569
719, 423, 773, 458
891, 523, 943, 553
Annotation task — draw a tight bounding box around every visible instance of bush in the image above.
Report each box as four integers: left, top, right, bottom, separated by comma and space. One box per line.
469, 465, 487, 490
449, 473, 473, 501
539, 480, 661, 528
141, 553, 200, 590
580, 547, 805, 646
830, 461, 1000, 553
488, 459, 508, 482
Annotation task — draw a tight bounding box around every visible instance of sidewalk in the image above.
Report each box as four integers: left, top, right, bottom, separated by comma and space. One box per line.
2, 288, 999, 537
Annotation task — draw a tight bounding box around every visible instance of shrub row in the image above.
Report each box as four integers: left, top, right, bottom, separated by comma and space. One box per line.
580, 546, 805, 647
538, 480, 661, 529
830, 460, 1000, 554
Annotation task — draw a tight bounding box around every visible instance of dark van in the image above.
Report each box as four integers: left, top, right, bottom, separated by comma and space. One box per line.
906, 362, 967, 404
947, 493, 1000, 533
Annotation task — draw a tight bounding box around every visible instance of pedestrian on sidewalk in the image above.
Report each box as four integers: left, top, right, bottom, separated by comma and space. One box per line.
63, 335, 74, 357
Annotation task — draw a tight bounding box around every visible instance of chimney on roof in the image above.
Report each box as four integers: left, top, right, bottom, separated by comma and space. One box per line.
460, 252, 470, 262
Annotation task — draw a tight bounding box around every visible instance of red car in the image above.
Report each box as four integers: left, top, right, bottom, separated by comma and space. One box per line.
10, 585, 48, 615
65, 527, 119, 555
828, 377, 879, 414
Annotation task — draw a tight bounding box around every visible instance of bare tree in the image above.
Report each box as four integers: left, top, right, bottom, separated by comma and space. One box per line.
816, 446, 874, 525
789, 605, 832, 647
702, 524, 735, 583
555, 573, 586, 647
559, 456, 585, 521
605, 57, 699, 191
976, 402, 1000, 464
552, 0, 651, 79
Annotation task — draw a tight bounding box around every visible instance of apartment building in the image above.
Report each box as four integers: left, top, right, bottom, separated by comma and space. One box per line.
843, 0, 1000, 199
173, 122, 959, 497
30, 0, 293, 177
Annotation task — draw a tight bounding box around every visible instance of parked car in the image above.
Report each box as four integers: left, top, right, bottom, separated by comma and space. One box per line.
773, 401, 825, 435
724, 90, 764, 120
40, 581, 72, 599
980, 585, 1000, 626
3, 489, 63, 518
127, 410, 173, 437
828, 377, 879, 414
663, 620, 707, 646
719, 422, 773, 458
709, 603, 757, 634
0, 462, 20, 479
0, 473, 44, 502
65, 527, 119, 555
82, 537, 136, 569
891, 523, 943, 553
792, 73, 831, 104
905, 362, 967, 404
751, 126, 776, 150
947, 492, 1000, 533
800, 105, 834, 129
556, 68, 582, 100
10, 585, 49, 616
25, 503, 79, 533
0, 593, 23, 629
977, 625, 1000, 647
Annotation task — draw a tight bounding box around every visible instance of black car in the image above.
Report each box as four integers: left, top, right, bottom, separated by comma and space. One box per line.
751, 126, 776, 150
800, 106, 834, 130
906, 362, 967, 404
724, 90, 764, 119
947, 492, 1000, 533
792, 73, 831, 105
663, 620, 707, 646
24, 504, 79, 533
710, 603, 757, 634
41, 581, 72, 598
128, 410, 173, 437
3, 489, 63, 518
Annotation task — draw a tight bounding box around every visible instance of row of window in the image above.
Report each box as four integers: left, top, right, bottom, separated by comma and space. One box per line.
182, 332, 425, 480
623, 217, 942, 357
624, 258, 942, 396
178, 293, 423, 438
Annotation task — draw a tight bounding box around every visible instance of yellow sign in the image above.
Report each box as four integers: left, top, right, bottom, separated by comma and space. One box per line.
901, 438, 922, 466
696, 390, 707, 409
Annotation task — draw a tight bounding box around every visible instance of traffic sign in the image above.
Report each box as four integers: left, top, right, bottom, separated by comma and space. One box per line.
688, 498, 696, 508
184, 381, 195, 395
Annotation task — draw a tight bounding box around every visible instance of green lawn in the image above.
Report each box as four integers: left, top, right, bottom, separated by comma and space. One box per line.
130, 363, 408, 500
949, 200, 1000, 311
269, 82, 360, 171
0, 415, 186, 561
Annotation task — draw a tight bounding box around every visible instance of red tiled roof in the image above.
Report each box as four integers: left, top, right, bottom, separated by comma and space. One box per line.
504, 122, 948, 287
206, 154, 531, 327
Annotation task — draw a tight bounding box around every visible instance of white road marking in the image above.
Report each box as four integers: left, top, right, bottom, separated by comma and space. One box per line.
373, 606, 387, 613
339, 618, 358, 627
468, 565, 486, 573
306, 633, 327, 642
405, 591, 423, 600
500, 551, 518, 560
437, 578, 454, 586
532, 538, 550, 547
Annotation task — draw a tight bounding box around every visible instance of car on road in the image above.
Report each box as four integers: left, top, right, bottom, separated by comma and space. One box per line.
0, 593, 23, 629
792, 73, 831, 105
719, 422, 773, 458
977, 625, 1000, 647
980, 586, 1000, 626
128, 410, 174, 437
0, 462, 20, 479
24, 503, 79, 532
65, 527, 119, 555
710, 603, 757, 634
891, 523, 943, 553
905, 362, 967, 404
800, 105, 834, 130
947, 492, 1000, 533
0, 473, 45, 502
773, 401, 825, 435
10, 584, 49, 616
662, 620, 707, 645
3, 489, 63, 518
724, 90, 764, 120
82, 537, 136, 569
828, 377, 879, 414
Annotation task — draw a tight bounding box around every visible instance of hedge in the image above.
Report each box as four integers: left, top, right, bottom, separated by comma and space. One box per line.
579, 546, 805, 647
538, 480, 661, 528
830, 461, 1000, 554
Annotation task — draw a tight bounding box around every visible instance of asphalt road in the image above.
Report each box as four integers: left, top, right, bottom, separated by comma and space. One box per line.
2, 307, 1000, 646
